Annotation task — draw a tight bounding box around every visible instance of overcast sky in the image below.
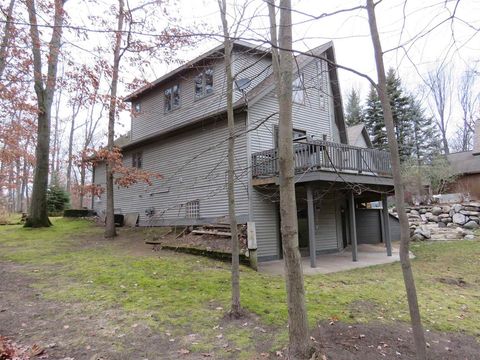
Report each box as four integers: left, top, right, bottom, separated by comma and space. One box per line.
63, 0, 480, 140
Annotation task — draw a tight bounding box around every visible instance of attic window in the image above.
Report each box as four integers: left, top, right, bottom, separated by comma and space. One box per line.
185, 200, 200, 219
292, 73, 305, 104
133, 101, 141, 113
164, 84, 180, 112
194, 68, 214, 98
132, 151, 143, 169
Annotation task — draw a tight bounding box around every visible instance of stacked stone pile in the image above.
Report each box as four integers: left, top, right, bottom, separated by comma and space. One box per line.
395, 202, 479, 241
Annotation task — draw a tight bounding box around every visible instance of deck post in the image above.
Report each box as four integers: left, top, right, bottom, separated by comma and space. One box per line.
382, 194, 392, 256
348, 191, 358, 262
306, 184, 317, 268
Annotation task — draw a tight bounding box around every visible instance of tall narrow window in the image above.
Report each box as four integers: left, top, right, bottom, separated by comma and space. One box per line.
133, 101, 141, 113
194, 67, 214, 98
292, 73, 305, 104
164, 84, 180, 112
132, 151, 143, 168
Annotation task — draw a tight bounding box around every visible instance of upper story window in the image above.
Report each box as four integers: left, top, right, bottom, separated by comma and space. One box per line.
292, 73, 305, 104
164, 84, 180, 112
132, 151, 143, 169
194, 68, 214, 98
133, 101, 141, 113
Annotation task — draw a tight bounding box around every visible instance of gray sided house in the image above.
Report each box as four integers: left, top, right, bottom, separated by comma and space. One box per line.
93, 41, 395, 265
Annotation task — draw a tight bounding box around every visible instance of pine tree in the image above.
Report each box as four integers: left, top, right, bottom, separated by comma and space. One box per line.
408, 96, 441, 163
363, 84, 387, 150
345, 87, 363, 126
386, 68, 414, 162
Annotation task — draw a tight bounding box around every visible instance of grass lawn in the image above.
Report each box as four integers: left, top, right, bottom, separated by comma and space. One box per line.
0, 218, 479, 358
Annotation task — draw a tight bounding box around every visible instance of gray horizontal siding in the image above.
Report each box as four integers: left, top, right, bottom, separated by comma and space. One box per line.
315, 198, 340, 251
248, 56, 336, 155
356, 209, 382, 244
93, 115, 249, 225
251, 188, 279, 259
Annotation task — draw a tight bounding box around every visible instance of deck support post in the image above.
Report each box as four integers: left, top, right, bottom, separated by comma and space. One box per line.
381, 194, 392, 256
306, 184, 317, 268
348, 191, 358, 262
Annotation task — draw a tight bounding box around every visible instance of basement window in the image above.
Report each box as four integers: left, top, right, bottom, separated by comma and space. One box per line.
185, 200, 200, 219
164, 84, 180, 112
132, 151, 143, 169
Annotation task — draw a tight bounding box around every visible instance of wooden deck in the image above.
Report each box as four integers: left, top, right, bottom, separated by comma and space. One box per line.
251, 140, 392, 185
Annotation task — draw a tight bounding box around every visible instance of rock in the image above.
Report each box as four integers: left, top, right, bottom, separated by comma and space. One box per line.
442, 206, 451, 213
438, 213, 450, 219
449, 210, 455, 217
431, 206, 443, 215
463, 206, 480, 212
438, 222, 447, 228
460, 210, 480, 216
420, 215, 427, 222
411, 233, 425, 241
452, 204, 463, 213
419, 208, 427, 214
440, 217, 452, 223
469, 216, 479, 222
452, 213, 467, 225
463, 220, 479, 229
414, 226, 431, 239
425, 212, 433, 217
464, 234, 475, 240
466, 202, 480, 208
427, 215, 439, 222
447, 223, 457, 228
410, 209, 419, 216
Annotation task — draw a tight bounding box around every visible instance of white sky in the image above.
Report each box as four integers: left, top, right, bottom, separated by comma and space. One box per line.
62, 0, 480, 141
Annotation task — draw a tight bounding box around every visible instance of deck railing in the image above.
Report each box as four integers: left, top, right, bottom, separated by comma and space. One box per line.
251, 140, 392, 178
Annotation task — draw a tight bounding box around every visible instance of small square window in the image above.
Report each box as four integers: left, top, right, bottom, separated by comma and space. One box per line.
185, 200, 200, 219
132, 151, 143, 168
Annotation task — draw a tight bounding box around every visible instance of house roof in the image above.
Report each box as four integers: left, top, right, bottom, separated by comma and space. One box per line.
124, 40, 270, 102
122, 40, 348, 150
447, 151, 480, 175
346, 124, 372, 148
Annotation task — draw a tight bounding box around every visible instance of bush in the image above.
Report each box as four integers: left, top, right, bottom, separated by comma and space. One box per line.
47, 185, 70, 216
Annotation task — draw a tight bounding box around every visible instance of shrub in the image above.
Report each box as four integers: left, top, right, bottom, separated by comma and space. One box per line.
47, 185, 70, 216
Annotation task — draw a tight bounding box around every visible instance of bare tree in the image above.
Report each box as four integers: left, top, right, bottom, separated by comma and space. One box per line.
0, 0, 15, 78
25, 0, 67, 227
457, 68, 478, 151
426, 66, 451, 155
104, 0, 125, 238
217, 0, 243, 318
366, 1, 427, 359
267, 0, 310, 358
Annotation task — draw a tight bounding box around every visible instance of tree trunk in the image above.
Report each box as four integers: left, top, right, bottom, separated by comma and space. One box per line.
366, 1, 427, 359
0, 0, 15, 78
218, 0, 242, 318
66, 113, 75, 194
24, 0, 66, 227
267, 1, 310, 358
104, 0, 125, 238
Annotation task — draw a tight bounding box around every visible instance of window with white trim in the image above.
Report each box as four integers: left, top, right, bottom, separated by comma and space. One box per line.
164, 84, 180, 112
292, 73, 305, 104
194, 68, 214, 98
185, 200, 200, 219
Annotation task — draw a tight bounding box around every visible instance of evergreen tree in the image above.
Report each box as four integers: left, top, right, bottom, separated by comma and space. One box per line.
363, 84, 387, 150
408, 96, 441, 163
345, 88, 363, 126
386, 68, 414, 162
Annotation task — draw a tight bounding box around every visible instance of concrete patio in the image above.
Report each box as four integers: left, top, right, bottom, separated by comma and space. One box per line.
258, 243, 406, 275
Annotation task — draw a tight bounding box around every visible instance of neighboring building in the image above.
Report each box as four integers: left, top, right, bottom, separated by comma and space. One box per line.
446, 120, 480, 200
93, 40, 395, 265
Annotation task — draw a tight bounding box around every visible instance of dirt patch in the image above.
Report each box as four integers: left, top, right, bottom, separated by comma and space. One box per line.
438, 277, 469, 287
312, 321, 480, 360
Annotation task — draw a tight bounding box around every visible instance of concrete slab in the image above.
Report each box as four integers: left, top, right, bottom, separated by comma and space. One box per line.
258, 243, 409, 276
